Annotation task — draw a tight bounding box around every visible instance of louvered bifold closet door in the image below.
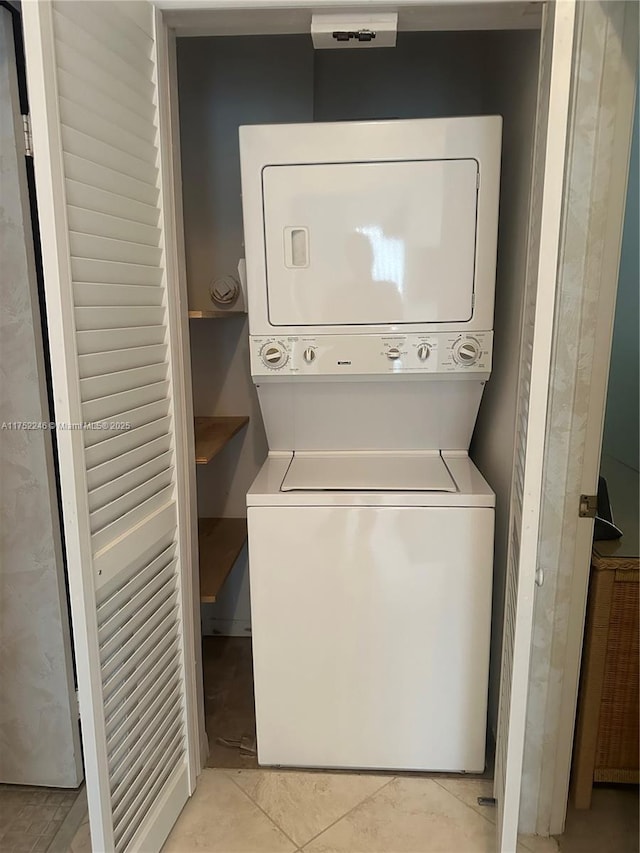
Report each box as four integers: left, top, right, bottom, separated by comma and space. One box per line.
22, 2, 195, 851
495, 3, 576, 852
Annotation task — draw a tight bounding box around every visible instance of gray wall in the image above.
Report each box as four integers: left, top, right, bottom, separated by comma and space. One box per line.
314, 31, 496, 120
178, 36, 313, 635
602, 96, 639, 473
0, 8, 82, 786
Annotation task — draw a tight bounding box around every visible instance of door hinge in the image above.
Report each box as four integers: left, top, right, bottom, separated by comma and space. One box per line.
22, 114, 33, 158
579, 494, 598, 518
476, 171, 480, 190
75, 688, 81, 720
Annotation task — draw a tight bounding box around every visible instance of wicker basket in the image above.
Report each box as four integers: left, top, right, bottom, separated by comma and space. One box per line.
572, 551, 639, 808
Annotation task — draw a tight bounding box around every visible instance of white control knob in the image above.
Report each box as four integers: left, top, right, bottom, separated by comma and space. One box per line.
303, 347, 316, 363
454, 339, 480, 365
417, 344, 431, 361
260, 342, 287, 369
386, 347, 401, 360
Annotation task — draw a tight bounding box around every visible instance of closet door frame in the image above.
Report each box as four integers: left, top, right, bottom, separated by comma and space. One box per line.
155, 8, 207, 772
520, 0, 639, 836
155, 9, 209, 764
155, 0, 575, 842
157, 0, 640, 834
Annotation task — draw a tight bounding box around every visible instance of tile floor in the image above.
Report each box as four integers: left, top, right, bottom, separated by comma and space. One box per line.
0, 784, 78, 853
68, 771, 640, 853
68, 813, 90, 853
558, 784, 639, 853
160, 768, 558, 853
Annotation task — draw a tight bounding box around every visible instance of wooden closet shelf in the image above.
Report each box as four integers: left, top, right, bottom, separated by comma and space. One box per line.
189, 309, 246, 319
198, 517, 248, 603
194, 416, 249, 465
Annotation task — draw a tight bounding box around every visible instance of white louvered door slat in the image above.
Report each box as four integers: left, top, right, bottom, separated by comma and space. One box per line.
69, 210, 161, 247
92, 485, 176, 551
51, 9, 155, 93
70, 232, 163, 266
72, 258, 164, 286
78, 344, 168, 377
57, 69, 158, 143
85, 417, 172, 470
22, 2, 196, 851
62, 126, 160, 185
77, 326, 167, 354
75, 305, 165, 330
66, 179, 160, 225
105, 641, 180, 734
56, 44, 157, 122
99, 560, 176, 642
64, 151, 160, 205
74, 284, 165, 308
80, 363, 168, 401
102, 610, 180, 711
84, 384, 169, 427
88, 451, 173, 511
109, 682, 182, 782
84, 400, 170, 446
495, 3, 576, 851
91, 471, 174, 535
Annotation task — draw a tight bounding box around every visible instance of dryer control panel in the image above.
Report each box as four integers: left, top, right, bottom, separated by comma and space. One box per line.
250, 332, 492, 377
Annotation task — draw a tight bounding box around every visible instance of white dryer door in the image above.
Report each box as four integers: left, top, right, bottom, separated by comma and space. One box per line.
262, 159, 479, 326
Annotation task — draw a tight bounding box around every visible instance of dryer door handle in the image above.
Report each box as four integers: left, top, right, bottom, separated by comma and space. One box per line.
284, 227, 309, 268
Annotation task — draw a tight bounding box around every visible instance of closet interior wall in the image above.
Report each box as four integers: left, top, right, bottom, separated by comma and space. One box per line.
176, 30, 541, 706
177, 36, 313, 635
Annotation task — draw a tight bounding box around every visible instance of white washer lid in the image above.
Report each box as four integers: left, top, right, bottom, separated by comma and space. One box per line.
280, 452, 457, 492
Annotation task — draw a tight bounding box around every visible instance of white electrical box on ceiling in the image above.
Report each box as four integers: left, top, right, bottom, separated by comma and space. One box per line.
311, 12, 398, 49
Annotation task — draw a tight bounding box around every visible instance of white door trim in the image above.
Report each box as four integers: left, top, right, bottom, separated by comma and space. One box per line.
155, 8, 207, 778
519, 0, 638, 836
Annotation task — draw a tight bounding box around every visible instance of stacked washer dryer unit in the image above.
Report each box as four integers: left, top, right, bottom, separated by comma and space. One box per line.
240, 117, 502, 773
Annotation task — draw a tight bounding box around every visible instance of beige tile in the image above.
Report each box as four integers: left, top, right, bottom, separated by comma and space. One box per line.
434, 780, 559, 852
558, 786, 639, 853
228, 770, 391, 847
4, 818, 32, 834
518, 835, 559, 853
434, 777, 496, 824
69, 819, 91, 853
162, 769, 296, 853
434, 779, 559, 852
27, 818, 50, 835
303, 776, 496, 852
3, 836, 36, 852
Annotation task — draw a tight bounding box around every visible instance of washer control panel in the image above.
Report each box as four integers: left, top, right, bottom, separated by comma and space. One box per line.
259, 340, 289, 369
250, 332, 492, 376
